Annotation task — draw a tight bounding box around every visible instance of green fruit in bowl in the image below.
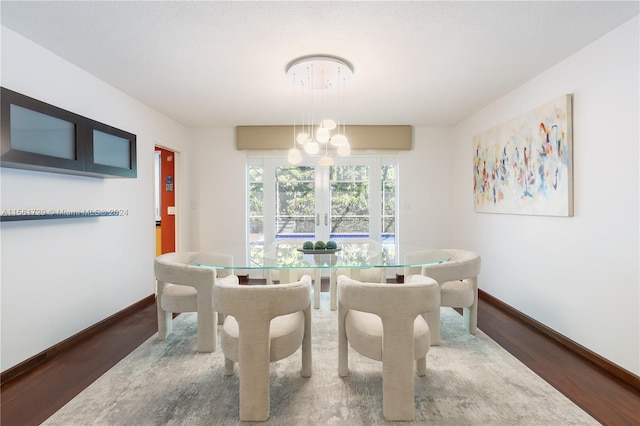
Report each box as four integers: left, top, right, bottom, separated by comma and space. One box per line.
314, 240, 326, 250
326, 240, 337, 250
302, 241, 314, 250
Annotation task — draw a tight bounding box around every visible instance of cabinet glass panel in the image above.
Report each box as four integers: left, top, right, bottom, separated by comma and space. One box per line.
92, 129, 131, 168
10, 104, 75, 159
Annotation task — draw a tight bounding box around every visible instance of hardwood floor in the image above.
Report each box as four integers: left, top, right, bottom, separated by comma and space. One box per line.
2, 286, 639, 426
474, 298, 640, 425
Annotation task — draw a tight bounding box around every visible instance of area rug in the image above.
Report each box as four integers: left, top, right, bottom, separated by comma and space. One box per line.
43, 293, 598, 425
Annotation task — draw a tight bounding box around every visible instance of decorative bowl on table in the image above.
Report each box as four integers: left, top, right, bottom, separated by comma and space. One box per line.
297, 240, 341, 254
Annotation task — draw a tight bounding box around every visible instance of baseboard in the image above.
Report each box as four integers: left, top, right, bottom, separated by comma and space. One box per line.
479, 289, 640, 393
1, 295, 156, 386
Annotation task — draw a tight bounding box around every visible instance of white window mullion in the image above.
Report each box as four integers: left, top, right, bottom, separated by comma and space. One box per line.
262, 157, 278, 244
369, 157, 382, 243
316, 166, 330, 241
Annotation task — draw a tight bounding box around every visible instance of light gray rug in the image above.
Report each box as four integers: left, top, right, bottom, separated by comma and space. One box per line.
44, 293, 598, 425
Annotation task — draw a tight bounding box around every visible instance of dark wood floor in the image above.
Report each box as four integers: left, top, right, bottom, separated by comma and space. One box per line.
2, 286, 639, 426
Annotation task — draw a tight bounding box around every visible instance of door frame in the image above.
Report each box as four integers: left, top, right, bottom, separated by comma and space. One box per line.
154, 144, 181, 253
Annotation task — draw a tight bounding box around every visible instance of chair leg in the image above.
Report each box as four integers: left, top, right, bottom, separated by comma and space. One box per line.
330, 274, 338, 311
313, 270, 321, 309
196, 288, 216, 352
415, 356, 427, 377
156, 283, 172, 340
426, 309, 441, 346
224, 357, 237, 375
157, 304, 172, 340
463, 302, 478, 335
382, 318, 416, 421
301, 305, 312, 377
238, 320, 271, 421
338, 303, 349, 377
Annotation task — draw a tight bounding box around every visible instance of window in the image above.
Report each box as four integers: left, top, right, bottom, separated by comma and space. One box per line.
247, 156, 397, 267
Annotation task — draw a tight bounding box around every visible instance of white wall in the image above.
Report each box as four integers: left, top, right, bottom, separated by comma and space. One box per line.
188, 128, 247, 260
451, 17, 639, 375
0, 28, 190, 371
398, 126, 454, 249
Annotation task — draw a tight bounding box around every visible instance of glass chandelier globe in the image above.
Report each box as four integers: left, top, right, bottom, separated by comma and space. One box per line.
287, 147, 302, 164
330, 133, 348, 146
316, 127, 330, 144
318, 155, 334, 166
304, 140, 320, 155
320, 119, 337, 130
296, 131, 309, 145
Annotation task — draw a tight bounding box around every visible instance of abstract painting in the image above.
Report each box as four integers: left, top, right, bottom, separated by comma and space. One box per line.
473, 94, 573, 216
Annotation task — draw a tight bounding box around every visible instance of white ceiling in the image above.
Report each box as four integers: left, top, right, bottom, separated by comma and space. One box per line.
1, 1, 638, 128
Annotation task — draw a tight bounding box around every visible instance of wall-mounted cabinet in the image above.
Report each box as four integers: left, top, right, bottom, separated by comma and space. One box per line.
1, 87, 137, 178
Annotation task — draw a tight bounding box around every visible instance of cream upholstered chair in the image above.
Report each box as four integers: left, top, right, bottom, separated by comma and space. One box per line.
330, 267, 385, 311
154, 251, 234, 352
337, 274, 440, 421
266, 240, 322, 309
267, 268, 321, 309
190, 251, 235, 325
329, 239, 387, 310
405, 249, 481, 345
213, 275, 312, 421
331, 267, 386, 284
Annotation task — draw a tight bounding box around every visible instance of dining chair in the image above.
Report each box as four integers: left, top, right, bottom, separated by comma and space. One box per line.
337, 274, 440, 421
213, 275, 312, 421
154, 251, 234, 352
266, 240, 322, 309
329, 238, 387, 310
405, 249, 481, 345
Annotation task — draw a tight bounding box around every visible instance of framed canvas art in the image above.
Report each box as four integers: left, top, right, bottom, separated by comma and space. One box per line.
473, 94, 573, 216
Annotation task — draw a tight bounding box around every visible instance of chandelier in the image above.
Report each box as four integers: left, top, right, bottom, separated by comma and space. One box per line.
285, 55, 353, 166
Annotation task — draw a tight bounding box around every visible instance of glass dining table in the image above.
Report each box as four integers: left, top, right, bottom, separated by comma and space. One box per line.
190, 240, 450, 311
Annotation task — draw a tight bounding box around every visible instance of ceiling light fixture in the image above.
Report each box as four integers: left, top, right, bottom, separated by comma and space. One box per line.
286, 55, 353, 166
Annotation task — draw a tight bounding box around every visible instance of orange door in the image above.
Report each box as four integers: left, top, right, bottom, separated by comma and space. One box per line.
156, 147, 176, 254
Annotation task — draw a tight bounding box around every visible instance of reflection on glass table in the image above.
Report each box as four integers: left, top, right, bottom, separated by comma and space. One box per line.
190, 241, 450, 311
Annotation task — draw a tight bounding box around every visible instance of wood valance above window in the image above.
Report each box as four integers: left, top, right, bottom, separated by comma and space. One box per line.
236, 125, 412, 151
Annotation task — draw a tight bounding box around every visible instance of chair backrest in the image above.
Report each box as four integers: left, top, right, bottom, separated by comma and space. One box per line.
213, 275, 312, 321
337, 274, 440, 319
265, 241, 318, 282
333, 238, 383, 262
154, 252, 216, 291
420, 249, 481, 284
189, 251, 234, 278
404, 249, 452, 276
331, 238, 386, 282
332, 267, 386, 283
267, 239, 308, 267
